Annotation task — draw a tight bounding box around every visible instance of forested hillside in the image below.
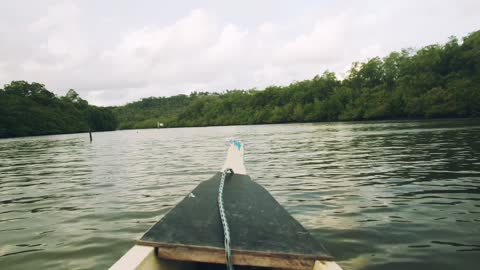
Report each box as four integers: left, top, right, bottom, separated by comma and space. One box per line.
2, 31, 479, 137
113, 95, 192, 129
113, 30, 480, 129
0, 81, 116, 138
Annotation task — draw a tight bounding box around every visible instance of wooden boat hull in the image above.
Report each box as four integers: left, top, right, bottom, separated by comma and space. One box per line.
110, 141, 343, 270
110, 245, 342, 270
137, 172, 332, 268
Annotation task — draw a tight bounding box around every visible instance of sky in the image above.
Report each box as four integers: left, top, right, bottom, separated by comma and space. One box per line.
0, 0, 479, 106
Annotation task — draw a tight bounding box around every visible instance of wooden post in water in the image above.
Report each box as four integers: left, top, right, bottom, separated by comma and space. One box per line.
89, 129, 92, 143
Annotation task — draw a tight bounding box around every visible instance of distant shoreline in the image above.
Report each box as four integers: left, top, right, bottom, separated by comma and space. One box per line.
2, 117, 478, 140
3, 30, 479, 139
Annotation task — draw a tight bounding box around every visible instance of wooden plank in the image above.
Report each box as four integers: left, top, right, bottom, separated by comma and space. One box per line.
138, 173, 333, 268
138, 242, 321, 269
109, 245, 159, 270
313, 260, 343, 270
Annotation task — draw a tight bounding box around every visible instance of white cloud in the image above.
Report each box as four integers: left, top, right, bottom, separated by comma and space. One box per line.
27, 2, 89, 69
273, 15, 348, 65
0, 0, 479, 106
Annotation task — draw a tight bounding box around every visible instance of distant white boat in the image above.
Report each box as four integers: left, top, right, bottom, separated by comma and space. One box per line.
157, 122, 164, 128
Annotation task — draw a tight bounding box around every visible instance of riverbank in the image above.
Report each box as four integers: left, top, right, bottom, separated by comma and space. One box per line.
3, 117, 479, 139
2, 30, 479, 138
113, 31, 480, 130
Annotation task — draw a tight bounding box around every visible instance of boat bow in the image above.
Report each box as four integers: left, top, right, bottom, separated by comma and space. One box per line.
221, 140, 246, 175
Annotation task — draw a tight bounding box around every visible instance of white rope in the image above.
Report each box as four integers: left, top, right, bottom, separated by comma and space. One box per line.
218, 168, 234, 270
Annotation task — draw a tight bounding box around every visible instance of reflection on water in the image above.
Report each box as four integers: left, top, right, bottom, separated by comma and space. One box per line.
0, 119, 479, 270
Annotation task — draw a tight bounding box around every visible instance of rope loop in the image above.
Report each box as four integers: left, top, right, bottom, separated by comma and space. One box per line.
218, 168, 234, 270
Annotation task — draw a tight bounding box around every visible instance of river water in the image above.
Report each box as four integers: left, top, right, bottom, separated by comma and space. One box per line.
0, 119, 479, 270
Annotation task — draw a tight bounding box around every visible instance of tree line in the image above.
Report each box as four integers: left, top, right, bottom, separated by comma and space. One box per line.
0, 81, 116, 138
114, 30, 479, 129
1, 30, 479, 137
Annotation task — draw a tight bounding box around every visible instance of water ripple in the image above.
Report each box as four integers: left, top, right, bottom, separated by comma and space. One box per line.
0, 119, 479, 269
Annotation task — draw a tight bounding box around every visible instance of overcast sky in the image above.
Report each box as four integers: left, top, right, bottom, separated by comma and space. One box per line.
1, 0, 478, 106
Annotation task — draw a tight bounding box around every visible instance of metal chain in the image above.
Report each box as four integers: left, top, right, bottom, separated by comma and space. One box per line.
218, 168, 234, 270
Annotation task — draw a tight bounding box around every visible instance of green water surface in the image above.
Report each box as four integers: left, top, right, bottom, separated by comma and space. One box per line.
1, 119, 479, 269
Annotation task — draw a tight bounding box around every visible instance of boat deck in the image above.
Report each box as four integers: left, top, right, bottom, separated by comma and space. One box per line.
138, 173, 332, 269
